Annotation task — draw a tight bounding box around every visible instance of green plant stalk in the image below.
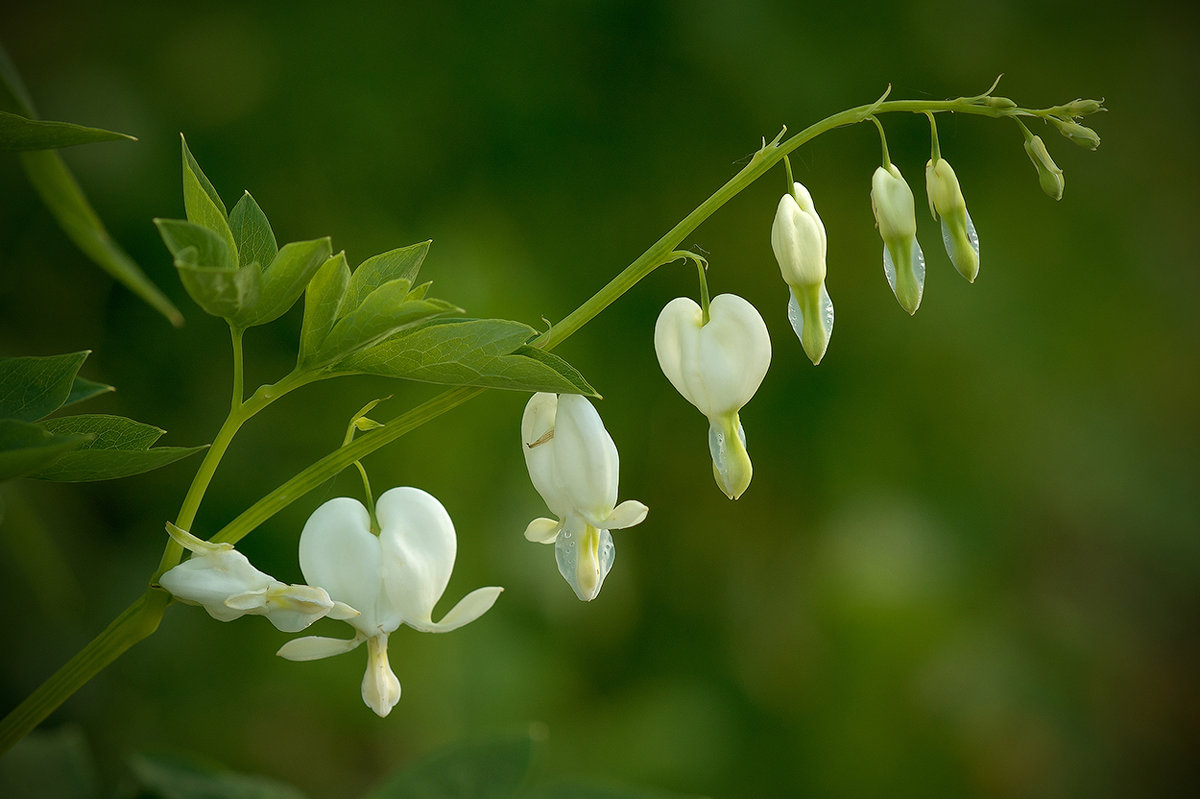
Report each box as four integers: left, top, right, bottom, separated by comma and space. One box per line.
0, 339, 310, 755
0, 89, 1098, 753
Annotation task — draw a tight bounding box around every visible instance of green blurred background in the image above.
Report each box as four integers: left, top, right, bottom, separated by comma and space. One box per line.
1, 1, 1197, 796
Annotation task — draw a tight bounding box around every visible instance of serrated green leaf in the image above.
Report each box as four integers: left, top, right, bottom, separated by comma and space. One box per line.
17, 150, 183, 326
0, 109, 136, 151
63, 376, 114, 408
130, 752, 308, 799
299, 252, 351, 364
237, 237, 331, 327
344, 241, 430, 312
0, 419, 90, 482
363, 734, 532, 799
0, 351, 90, 421
29, 414, 203, 482
229, 190, 277, 269
338, 319, 599, 396
155, 218, 234, 269
313, 279, 459, 366
180, 134, 237, 258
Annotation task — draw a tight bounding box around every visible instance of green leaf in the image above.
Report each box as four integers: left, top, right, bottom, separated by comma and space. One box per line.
0, 109, 136, 151
175, 262, 262, 321
343, 241, 430, 312
0, 351, 90, 421
29, 414, 203, 482
313, 281, 459, 367
339, 319, 599, 396
63, 376, 114, 408
299, 252, 351, 363
155, 218, 235, 269
237, 237, 332, 327
180, 134, 237, 259
17, 150, 183, 326
130, 752, 308, 799
0, 43, 179, 326
229, 191, 277, 269
0, 726, 100, 799
363, 734, 532, 799
0, 418, 90, 482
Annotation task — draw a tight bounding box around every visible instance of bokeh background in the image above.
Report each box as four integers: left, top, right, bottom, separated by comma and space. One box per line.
1, 1, 1197, 796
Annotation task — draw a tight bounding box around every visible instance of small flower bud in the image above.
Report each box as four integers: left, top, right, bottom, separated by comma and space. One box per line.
1050, 116, 1101, 150
771, 182, 833, 364
925, 158, 980, 283
871, 165, 925, 314
1064, 98, 1104, 116
1023, 134, 1065, 200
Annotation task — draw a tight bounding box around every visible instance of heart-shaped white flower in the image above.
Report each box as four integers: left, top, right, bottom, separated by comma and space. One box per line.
654, 293, 771, 500
277, 487, 502, 717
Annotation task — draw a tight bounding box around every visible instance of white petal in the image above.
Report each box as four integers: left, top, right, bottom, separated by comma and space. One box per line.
298, 497, 383, 633
406, 586, 503, 633
695, 295, 771, 416
376, 486, 457, 629
655, 295, 771, 418
260, 583, 337, 633
362, 635, 401, 717
524, 517, 562, 543
772, 188, 827, 287
600, 500, 648, 530
276, 634, 364, 661
328, 601, 360, 620
521, 393, 571, 517
654, 297, 706, 412
160, 548, 274, 621
554, 395, 619, 518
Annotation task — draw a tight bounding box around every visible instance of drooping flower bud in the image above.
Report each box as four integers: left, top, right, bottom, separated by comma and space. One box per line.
520, 393, 648, 601
771, 182, 833, 364
925, 158, 980, 283
654, 293, 771, 500
1023, 134, 1065, 200
871, 165, 925, 314
1050, 117, 1100, 151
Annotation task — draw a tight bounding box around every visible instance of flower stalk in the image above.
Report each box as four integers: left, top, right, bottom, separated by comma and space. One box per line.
0, 83, 1104, 752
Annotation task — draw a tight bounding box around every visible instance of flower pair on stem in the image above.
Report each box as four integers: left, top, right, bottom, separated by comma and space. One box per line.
163, 487, 501, 717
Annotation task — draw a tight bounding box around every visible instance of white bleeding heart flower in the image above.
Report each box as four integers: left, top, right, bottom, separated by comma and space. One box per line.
521, 393, 648, 602
276, 487, 502, 717
160, 523, 358, 633
772, 181, 833, 364
925, 157, 980, 283
871, 164, 926, 315
654, 293, 772, 500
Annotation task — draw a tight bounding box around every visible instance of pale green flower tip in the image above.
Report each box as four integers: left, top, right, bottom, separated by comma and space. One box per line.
883, 237, 926, 315
941, 211, 980, 283
555, 524, 614, 601
708, 415, 753, 500
787, 284, 833, 365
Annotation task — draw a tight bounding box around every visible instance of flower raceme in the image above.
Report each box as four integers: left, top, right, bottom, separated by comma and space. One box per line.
521, 393, 648, 602
871, 164, 926, 315
925, 157, 980, 283
771, 181, 833, 365
160, 524, 358, 633
275, 487, 502, 717
654, 294, 771, 500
